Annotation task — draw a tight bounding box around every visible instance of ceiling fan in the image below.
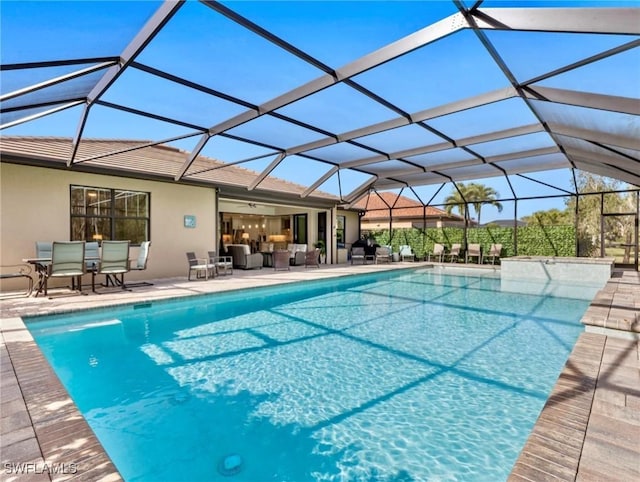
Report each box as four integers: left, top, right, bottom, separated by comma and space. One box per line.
233, 202, 259, 208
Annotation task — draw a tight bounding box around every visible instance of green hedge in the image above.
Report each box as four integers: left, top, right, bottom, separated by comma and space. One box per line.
363, 225, 576, 258
516, 226, 576, 257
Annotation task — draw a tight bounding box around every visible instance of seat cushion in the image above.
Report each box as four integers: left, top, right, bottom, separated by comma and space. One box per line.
287, 244, 307, 258
99, 267, 129, 274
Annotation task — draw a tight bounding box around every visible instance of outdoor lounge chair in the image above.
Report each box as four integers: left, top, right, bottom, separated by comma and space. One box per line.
364, 243, 377, 263
351, 246, 366, 264
209, 250, 233, 276
446, 244, 461, 263
399, 245, 415, 262
92, 241, 131, 292
287, 244, 307, 266
227, 244, 263, 270
486, 244, 502, 265
273, 250, 290, 271
127, 241, 153, 287
32, 241, 53, 295
43, 241, 86, 297
0, 264, 33, 297
187, 252, 215, 280
428, 243, 444, 262
375, 246, 392, 264
466, 244, 482, 264
35, 241, 53, 259
304, 248, 320, 268
85, 241, 100, 272
34, 241, 53, 273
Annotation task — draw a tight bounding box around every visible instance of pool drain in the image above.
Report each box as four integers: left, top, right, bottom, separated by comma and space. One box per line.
217, 454, 243, 477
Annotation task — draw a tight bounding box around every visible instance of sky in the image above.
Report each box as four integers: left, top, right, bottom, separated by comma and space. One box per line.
1, 0, 638, 222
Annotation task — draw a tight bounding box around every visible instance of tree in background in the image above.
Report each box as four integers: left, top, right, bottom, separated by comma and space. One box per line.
467, 183, 503, 225
444, 182, 503, 225
443, 183, 471, 220
565, 172, 635, 257
521, 208, 573, 226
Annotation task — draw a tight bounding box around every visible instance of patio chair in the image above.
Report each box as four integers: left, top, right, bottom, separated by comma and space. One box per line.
187, 252, 215, 280
446, 244, 461, 263
209, 250, 233, 276
43, 241, 86, 297
466, 244, 482, 264
287, 244, 307, 266
351, 246, 366, 265
399, 245, 415, 262
428, 243, 445, 262
364, 243, 377, 263
33, 241, 53, 295
35, 241, 53, 259
486, 244, 502, 265
375, 246, 392, 264
273, 250, 290, 271
305, 248, 320, 268
0, 264, 33, 297
85, 241, 100, 272
92, 241, 131, 293
227, 244, 263, 270
127, 241, 154, 287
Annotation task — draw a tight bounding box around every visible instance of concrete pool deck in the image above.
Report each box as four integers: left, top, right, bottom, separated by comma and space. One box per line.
1, 262, 638, 481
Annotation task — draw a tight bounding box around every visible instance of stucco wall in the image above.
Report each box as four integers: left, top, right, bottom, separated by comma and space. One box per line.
0, 163, 216, 290
341, 210, 361, 246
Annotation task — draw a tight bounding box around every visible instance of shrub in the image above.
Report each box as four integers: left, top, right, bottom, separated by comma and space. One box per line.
362, 225, 576, 258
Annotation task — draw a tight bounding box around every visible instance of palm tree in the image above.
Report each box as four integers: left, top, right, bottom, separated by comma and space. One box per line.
466, 183, 503, 225
443, 182, 474, 221
444, 182, 502, 225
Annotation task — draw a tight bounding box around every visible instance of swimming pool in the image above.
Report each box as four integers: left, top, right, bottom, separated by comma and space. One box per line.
26, 269, 598, 481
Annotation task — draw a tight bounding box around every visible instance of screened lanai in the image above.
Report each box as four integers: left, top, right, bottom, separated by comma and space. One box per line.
1, 0, 639, 259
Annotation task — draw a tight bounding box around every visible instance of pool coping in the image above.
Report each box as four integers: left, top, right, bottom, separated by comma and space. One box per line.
508, 269, 640, 482
2, 263, 638, 481
2, 321, 121, 482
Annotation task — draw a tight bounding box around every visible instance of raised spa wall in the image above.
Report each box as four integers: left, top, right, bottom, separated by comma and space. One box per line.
500, 256, 615, 299
501, 256, 615, 284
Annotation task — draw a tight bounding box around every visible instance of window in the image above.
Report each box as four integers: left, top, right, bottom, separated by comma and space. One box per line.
70, 185, 149, 244
336, 215, 345, 247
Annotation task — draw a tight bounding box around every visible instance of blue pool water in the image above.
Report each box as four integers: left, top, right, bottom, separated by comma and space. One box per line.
26, 269, 599, 482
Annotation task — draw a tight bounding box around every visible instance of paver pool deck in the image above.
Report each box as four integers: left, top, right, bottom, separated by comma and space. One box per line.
1, 262, 638, 481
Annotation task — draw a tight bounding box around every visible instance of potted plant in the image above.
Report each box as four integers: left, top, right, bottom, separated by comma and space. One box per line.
314, 240, 326, 264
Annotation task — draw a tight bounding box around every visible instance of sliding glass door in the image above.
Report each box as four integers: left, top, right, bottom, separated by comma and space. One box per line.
293, 214, 307, 244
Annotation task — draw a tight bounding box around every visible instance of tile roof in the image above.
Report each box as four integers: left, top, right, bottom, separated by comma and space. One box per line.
353, 191, 464, 221
0, 136, 339, 202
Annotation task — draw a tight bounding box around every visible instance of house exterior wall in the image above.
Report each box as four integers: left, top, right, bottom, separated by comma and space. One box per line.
342, 210, 361, 246
0, 163, 216, 290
